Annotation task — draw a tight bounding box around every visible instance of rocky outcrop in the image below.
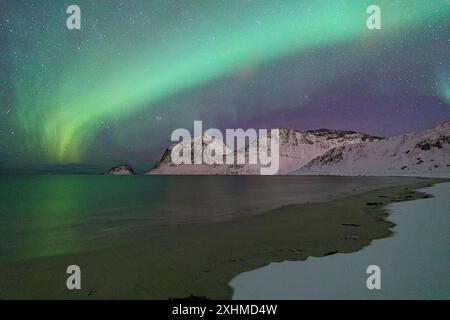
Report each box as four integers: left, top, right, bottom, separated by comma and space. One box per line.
105, 165, 135, 175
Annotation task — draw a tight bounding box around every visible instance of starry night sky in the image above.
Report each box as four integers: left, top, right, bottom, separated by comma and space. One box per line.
0, 0, 449, 172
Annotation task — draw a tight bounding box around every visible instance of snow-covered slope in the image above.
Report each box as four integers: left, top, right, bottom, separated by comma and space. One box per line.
295, 120, 450, 177
150, 134, 233, 175
148, 129, 381, 175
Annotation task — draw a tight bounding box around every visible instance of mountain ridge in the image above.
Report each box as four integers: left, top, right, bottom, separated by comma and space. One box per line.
148, 127, 383, 175
294, 119, 450, 177
149, 119, 450, 177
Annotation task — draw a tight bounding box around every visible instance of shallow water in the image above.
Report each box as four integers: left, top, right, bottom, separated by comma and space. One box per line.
230, 182, 450, 299
0, 175, 423, 262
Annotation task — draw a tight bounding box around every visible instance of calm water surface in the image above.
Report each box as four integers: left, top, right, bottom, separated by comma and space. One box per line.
0, 175, 422, 261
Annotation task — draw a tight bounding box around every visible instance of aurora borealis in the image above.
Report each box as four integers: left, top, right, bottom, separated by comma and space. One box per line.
0, 0, 449, 171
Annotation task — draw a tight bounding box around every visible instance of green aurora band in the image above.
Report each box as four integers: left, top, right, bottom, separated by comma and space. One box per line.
7, 0, 450, 163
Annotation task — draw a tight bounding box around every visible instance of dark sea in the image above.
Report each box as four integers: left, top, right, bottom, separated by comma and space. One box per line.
0, 175, 422, 261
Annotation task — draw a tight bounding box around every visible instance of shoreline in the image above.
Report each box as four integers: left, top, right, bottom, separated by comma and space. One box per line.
0, 178, 448, 299
230, 181, 450, 299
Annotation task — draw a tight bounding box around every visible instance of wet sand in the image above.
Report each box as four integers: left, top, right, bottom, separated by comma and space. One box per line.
0, 177, 447, 299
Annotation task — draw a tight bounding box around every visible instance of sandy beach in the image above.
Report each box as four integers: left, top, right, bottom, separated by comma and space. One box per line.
0, 177, 447, 299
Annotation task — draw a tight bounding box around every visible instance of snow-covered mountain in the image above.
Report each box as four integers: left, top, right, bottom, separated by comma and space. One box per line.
150, 134, 233, 175
294, 120, 450, 177
148, 128, 381, 175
